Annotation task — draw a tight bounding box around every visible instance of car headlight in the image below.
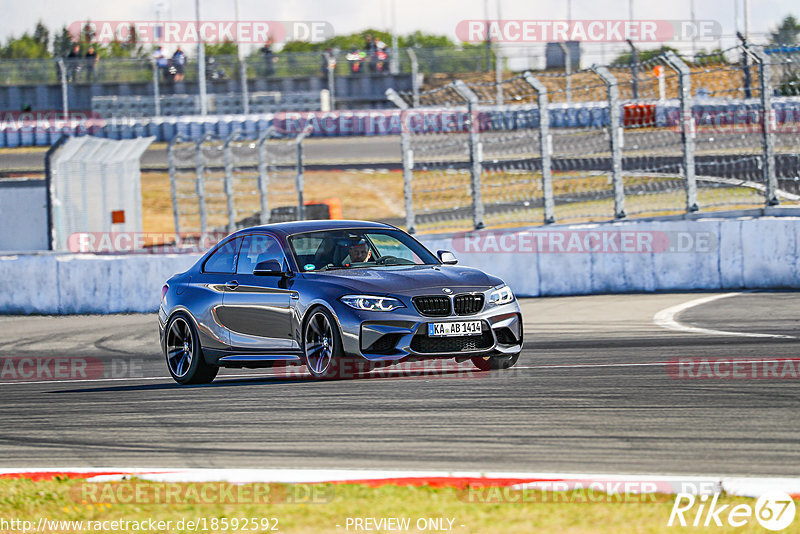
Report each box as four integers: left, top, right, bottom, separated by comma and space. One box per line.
488, 285, 514, 306
340, 295, 405, 312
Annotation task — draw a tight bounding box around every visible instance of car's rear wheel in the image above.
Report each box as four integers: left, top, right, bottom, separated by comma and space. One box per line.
470, 352, 519, 371
165, 314, 219, 385
303, 308, 347, 379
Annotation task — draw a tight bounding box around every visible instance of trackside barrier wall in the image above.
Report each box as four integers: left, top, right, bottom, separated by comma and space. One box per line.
2, 215, 800, 314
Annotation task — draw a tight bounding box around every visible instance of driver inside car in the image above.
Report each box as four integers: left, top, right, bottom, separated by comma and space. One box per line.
345, 239, 373, 264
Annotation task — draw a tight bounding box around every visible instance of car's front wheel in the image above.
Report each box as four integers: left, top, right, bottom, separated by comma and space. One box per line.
303, 307, 346, 379
470, 352, 519, 371
165, 313, 219, 385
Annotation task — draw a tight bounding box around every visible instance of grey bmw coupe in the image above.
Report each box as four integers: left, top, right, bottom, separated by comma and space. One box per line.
158, 220, 523, 384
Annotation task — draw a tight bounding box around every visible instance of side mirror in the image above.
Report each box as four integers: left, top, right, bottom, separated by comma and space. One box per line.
437, 250, 458, 265
253, 259, 286, 276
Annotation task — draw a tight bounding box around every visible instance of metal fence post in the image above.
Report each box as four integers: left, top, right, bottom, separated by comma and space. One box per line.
753, 48, 778, 206
223, 131, 239, 233
593, 66, 626, 219
523, 72, 555, 224
664, 51, 698, 213
495, 48, 503, 105
295, 126, 313, 221
256, 128, 274, 225
386, 89, 416, 232
167, 135, 183, 244
559, 43, 572, 103
627, 40, 639, 100
152, 60, 161, 117
407, 48, 420, 108
57, 59, 69, 116
738, 34, 753, 99
239, 57, 250, 115
195, 134, 210, 234
452, 80, 484, 230
325, 52, 336, 110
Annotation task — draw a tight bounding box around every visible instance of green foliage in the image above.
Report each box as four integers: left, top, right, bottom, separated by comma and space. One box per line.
205, 40, 239, 56
280, 29, 455, 53
1, 33, 49, 59
52, 26, 75, 58
769, 15, 800, 46
611, 45, 678, 65
399, 31, 455, 49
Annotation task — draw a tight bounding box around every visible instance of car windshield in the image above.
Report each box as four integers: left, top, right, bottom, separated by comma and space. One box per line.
288, 229, 440, 272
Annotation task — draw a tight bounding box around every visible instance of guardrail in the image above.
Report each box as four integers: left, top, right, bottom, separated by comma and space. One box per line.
2, 215, 800, 314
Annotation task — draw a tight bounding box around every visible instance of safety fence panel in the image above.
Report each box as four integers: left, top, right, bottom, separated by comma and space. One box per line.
681, 48, 771, 212
259, 135, 302, 224
197, 134, 229, 232
765, 47, 800, 206
466, 75, 545, 228
539, 68, 621, 224
168, 130, 306, 243
606, 55, 691, 218
408, 126, 473, 233
390, 84, 475, 233
167, 137, 203, 239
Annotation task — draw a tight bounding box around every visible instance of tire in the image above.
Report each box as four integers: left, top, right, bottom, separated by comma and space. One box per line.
470, 352, 520, 372
303, 307, 349, 380
164, 313, 219, 385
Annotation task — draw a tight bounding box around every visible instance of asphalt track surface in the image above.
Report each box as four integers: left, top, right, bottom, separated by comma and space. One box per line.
1, 292, 799, 476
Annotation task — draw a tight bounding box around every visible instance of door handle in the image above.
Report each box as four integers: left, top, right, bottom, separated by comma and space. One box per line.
225, 280, 239, 290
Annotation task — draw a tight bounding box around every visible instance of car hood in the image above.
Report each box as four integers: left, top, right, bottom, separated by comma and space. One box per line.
302, 265, 503, 295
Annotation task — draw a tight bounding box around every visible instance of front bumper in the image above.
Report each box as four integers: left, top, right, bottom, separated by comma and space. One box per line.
334, 299, 523, 362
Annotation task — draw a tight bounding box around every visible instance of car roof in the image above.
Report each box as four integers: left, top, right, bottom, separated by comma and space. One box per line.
234, 219, 396, 237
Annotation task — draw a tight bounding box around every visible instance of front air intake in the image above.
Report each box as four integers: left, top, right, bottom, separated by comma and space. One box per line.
412, 296, 452, 317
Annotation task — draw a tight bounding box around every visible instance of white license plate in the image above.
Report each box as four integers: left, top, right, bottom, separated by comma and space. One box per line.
428, 321, 482, 337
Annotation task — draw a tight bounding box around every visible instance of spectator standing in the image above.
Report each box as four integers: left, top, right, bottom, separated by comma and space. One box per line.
172, 47, 186, 82
153, 46, 169, 81
84, 46, 98, 81
260, 39, 275, 77
66, 44, 81, 82
364, 34, 377, 72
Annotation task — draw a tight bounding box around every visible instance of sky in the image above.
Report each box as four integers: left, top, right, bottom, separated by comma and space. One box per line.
1, 0, 795, 50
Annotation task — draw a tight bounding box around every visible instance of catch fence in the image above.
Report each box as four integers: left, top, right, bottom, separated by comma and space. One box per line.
387, 45, 800, 233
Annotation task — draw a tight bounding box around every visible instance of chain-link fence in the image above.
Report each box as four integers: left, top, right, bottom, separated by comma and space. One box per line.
168, 128, 311, 244
765, 46, 800, 206
387, 44, 800, 233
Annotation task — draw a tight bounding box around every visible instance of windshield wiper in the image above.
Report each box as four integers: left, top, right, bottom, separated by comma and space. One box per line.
314, 265, 349, 272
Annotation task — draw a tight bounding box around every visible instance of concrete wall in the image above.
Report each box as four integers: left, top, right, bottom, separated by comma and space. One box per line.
0, 179, 48, 251
0, 216, 798, 314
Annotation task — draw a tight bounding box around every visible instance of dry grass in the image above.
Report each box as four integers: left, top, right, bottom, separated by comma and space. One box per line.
143, 168, 775, 237
0, 478, 783, 534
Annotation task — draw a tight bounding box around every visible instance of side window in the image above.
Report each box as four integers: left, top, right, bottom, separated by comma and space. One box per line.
203, 238, 242, 274
236, 234, 286, 274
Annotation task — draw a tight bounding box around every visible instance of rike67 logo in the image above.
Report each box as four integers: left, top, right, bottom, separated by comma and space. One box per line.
668, 492, 796, 530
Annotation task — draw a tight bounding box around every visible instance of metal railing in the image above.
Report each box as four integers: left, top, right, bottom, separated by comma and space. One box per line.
168, 127, 311, 244
386, 45, 800, 233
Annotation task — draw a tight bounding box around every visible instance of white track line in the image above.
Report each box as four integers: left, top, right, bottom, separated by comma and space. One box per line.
653, 293, 796, 339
